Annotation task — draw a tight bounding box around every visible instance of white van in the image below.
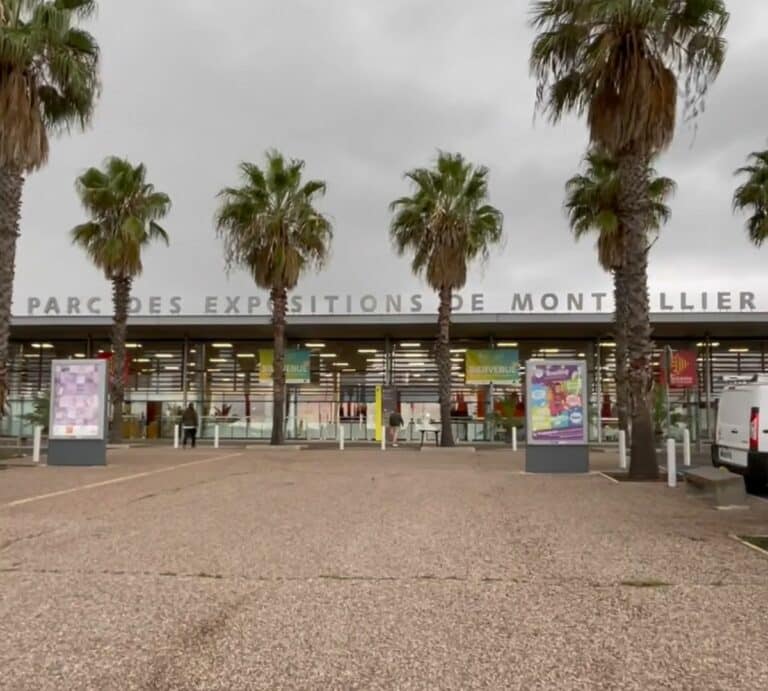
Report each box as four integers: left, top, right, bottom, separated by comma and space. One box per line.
712, 377, 768, 492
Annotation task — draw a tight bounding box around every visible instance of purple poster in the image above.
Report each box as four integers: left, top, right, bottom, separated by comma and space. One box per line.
528, 362, 586, 444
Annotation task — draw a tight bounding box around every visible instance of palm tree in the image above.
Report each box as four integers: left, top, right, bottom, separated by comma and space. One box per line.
72, 158, 171, 443
0, 0, 99, 414
390, 152, 503, 447
733, 148, 768, 245
531, 0, 728, 478
216, 151, 332, 445
566, 150, 676, 438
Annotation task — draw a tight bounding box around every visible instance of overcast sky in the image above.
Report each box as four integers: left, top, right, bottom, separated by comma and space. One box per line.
14, 0, 768, 316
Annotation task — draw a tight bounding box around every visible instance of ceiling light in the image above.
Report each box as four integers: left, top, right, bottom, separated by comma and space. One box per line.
134, 358, 150, 363
236, 353, 256, 359
74, 353, 86, 359
332, 362, 350, 367
342, 368, 356, 373
400, 343, 421, 348
541, 348, 561, 354
306, 342, 326, 348
578, 353, 586, 358
125, 343, 143, 349
450, 348, 467, 353
31, 343, 54, 349
209, 357, 228, 363
320, 353, 337, 359
600, 343, 617, 348
358, 349, 378, 354
164, 366, 180, 371
497, 342, 518, 348
729, 348, 750, 354
212, 343, 233, 349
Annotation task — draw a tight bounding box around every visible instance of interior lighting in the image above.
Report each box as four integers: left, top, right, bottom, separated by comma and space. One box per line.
497, 342, 518, 348
164, 366, 180, 371
600, 343, 617, 348
209, 357, 228, 363
212, 343, 233, 349
236, 353, 256, 359
540, 348, 561, 354
31, 343, 54, 349
450, 348, 467, 354
400, 343, 421, 348
332, 362, 350, 367
74, 353, 86, 359
358, 349, 378, 354
729, 348, 750, 353
404, 352, 424, 358
134, 358, 151, 363
320, 353, 337, 359
306, 343, 326, 348
154, 353, 174, 359
125, 343, 143, 349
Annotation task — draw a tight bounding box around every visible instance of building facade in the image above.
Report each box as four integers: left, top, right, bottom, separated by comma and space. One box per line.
6, 309, 768, 443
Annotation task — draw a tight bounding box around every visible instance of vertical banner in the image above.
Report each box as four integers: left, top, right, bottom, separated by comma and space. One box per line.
465, 349, 520, 385
667, 350, 698, 389
526, 360, 588, 445
375, 386, 383, 442
259, 349, 311, 384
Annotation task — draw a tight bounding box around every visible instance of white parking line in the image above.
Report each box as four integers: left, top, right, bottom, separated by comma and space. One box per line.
1, 452, 243, 509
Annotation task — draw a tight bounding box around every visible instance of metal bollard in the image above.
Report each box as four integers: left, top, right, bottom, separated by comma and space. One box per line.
214, 424, 220, 449
33, 425, 43, 463
667, 438, 677, 488
381, 425, 386, 451
618, 431, 627, 470
173, 424, 180, 449
339, 424, 345, 451
683, 429, 691, 467
512, 427, 518, 452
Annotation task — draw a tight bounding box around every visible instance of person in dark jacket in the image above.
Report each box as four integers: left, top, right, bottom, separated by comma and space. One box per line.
181, 404, 198, 448
388, 410, 404, 447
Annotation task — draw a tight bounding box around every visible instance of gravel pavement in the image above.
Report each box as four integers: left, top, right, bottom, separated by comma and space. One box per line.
1, 446, 767, 689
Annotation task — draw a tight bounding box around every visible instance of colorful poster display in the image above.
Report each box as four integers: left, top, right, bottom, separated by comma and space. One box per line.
258, 349, 311, 384
527, 360, 587, 444
667, 350, 698, 389
49, 360, 107, 440
465, 349, 520, 385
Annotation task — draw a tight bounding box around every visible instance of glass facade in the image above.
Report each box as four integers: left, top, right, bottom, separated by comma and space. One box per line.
3, 334, 763, 443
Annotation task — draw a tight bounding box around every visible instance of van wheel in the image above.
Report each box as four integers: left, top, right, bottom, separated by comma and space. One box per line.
745, 474, 767, 494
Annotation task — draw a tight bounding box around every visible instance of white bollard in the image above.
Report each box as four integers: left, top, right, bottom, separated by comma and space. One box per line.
381, 425, 386, 451
512, 427, 518, 452
173, 424, 180, 449
683, 429, 691, 467
33, 425, 43, 463
667, 438, 677, 488
618, 431, 627, 470
339, 424, 345, 451
214, 424, 220, 449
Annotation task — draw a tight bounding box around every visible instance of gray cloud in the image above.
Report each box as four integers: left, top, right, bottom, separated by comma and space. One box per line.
13, 0, 768, 313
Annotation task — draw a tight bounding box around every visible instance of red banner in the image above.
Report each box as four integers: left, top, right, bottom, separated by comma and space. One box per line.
667, 350, 698, 389
97, 351, 132, 385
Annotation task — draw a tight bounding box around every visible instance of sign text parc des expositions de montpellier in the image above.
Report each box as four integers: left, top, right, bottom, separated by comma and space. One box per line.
23, 289, 759, 317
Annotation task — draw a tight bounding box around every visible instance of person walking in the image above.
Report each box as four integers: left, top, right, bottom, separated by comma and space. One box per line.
181, 403, 198, 448
388, 409, 404, 447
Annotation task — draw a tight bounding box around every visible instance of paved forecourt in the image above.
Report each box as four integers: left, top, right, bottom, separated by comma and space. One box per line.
1, 446, 767, 690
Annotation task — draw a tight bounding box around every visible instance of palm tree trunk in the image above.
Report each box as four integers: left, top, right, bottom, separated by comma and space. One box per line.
613, 265, 630, 437
271, 286, 287, 445
437, 285, 454, 447
110, 276, 132, 444
0, 167, 23, 417
618, 152, 657, 479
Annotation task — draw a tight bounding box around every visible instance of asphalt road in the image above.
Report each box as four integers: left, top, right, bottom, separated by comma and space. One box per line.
2, 447, 768, 690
